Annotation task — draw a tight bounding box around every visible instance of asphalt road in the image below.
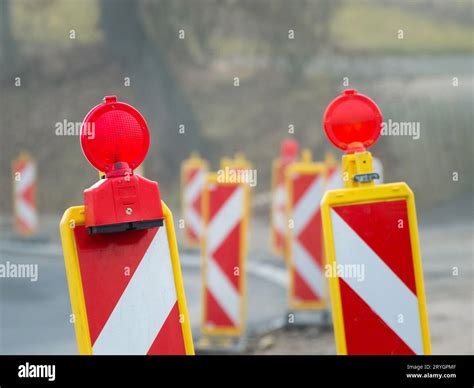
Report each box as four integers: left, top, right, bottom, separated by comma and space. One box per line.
0, 241, 288, 354
0, 195, 473, 355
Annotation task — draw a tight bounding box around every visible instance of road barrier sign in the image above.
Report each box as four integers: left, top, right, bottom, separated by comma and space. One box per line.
60, 96, 194, 355
321, 90, 431, 355
201, 173, 249, 336
12, 153, 38, 236
270, 139, 299, 256
286, 153, 327, 310
181, 153, 208, 248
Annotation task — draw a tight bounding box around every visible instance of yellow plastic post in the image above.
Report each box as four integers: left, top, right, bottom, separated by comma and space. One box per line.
301, 149, 313, 163
220, 157, 233, 169
341, 151, 376, 189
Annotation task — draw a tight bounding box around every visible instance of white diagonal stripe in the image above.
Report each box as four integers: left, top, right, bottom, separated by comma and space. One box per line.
15, 164, 36, 194
16, 200, 38, 229
293, 176, 324, 235
92, 223, 178, 355
293, 239, 324, 298
185, 170, 206, 203
207, 258, 240, 324
273, 185, 286, 233
273, 184, 285, 207
372, 158, 384, 184
326, 167, 343, 191
331, 209, 423, 354
186, 206, 202, 238
207, 186, 243, 253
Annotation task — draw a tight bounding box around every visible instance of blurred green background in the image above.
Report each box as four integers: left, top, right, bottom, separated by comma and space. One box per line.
0, 0, 472, 213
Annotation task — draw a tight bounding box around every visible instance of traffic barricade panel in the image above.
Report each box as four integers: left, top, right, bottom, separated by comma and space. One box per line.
200, 173, 249, 336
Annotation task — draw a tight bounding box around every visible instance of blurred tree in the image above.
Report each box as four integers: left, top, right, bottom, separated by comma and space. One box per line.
0, 0, 17, 80
235, 0, 338, 82
99, 0, 205, 184
99, 0, 336, 184
140, 0, 337, 80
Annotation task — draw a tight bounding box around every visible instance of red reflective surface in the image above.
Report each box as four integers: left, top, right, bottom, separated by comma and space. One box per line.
81, 96, 150, 172
323, 90, 382, 152
281, 138, 299, 160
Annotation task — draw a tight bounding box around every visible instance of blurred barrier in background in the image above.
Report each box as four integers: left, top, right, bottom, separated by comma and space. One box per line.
285, 152, 328, 312
181, 152, 208, 249
270, 139, 300, 257
11, 152, 38, 237
200, 172, 250, 351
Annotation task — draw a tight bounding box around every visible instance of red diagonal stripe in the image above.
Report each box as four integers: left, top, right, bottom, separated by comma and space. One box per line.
333, 200, 417, 295
16, 217, 34, 233
74, 225, 159, 345
340, 279, 415, 355
292, 174, 318, 204
293, 270, 319, 301
205, 288, 234, 327
147, 302, 186, 355
185, 168, 200, 184
22, 185, 35, 204
274, 230, 284, 250
191, 192, 202, 214
208, 185, 237, 223
297, 210, 324, 267
14, 160, 28, 173
186, 227, 198, 241
211, 222, 241, 289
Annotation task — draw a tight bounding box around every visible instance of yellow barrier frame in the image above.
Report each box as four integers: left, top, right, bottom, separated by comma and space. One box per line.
200, 173, 250, 337
285, 159, 328, 310
60, 202, 195, 355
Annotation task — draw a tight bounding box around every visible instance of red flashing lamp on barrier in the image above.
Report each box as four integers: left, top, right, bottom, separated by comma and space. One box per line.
80, 96, 163, 234
323, 89, 382, 154
323, 89, 383, 186
281, 138, 300, 164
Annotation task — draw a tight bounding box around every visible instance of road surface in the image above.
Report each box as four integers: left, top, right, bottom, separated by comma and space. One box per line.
0, 197, 472, 354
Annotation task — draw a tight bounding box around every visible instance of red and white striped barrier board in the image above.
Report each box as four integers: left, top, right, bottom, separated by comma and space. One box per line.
286, 162, 327, 310
271, 159, 287, 256
321, 184, 431, 355
201, 174, 249, 336
181, 156, 208, 248
60, 203, 194, 355
12, 153, 38, 236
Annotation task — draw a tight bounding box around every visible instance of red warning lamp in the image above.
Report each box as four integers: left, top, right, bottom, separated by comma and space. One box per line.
81, 96, 163, 234
281, 138, 300, 163
323, 89, 383, 153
